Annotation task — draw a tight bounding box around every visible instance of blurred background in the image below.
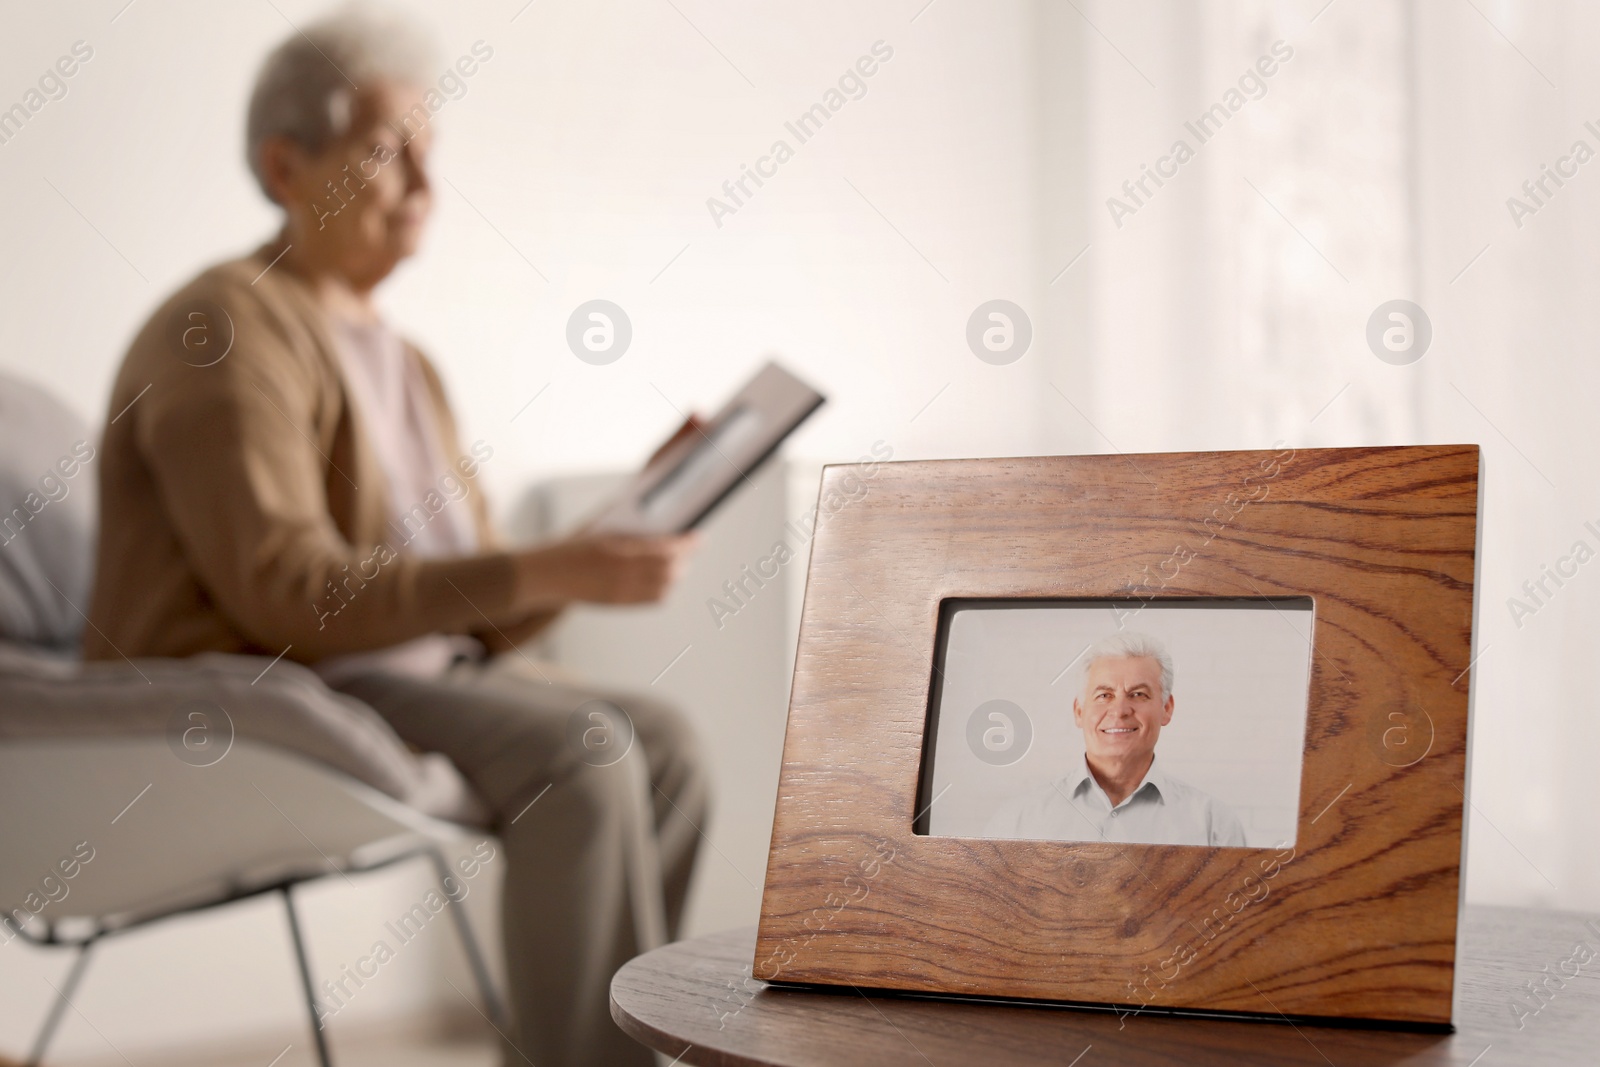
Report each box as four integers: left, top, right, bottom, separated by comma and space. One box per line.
2, 0, 1596, 1062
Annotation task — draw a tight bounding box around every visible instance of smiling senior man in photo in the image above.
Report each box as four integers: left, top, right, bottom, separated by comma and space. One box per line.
984, 632, 1246, 846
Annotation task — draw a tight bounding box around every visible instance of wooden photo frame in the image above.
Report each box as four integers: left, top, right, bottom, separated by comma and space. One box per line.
755, 445, 1481, 1027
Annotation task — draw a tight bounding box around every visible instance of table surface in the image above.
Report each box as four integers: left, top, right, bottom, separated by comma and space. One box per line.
611, 905, 1600, 1066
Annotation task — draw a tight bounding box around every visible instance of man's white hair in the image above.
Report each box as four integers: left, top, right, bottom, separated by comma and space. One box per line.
245, 4, 438, 202
1078, 631, 1175, 699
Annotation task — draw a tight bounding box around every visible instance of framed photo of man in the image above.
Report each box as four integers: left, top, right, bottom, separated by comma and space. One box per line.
755, 445, 1481, 1028
917, 598, 1314, 850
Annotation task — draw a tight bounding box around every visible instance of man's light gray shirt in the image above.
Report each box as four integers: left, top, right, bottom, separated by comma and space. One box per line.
982, 756, 1247, 846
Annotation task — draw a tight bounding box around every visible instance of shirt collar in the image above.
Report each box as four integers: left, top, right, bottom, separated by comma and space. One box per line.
1068, 754, 1169, 808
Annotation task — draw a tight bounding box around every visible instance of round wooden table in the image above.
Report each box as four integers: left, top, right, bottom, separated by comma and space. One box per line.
612, 905, 1599, 1066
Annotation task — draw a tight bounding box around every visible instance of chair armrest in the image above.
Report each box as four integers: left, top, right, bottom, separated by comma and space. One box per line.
0, 642, 488, 826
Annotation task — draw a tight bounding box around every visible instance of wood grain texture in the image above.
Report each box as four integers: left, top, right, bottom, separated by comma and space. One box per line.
754, 446, 1481, 1025
614, 908, 1600, 1066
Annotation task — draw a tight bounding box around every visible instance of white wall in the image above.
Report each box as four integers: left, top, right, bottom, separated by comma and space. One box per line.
0, 0, 1063, 482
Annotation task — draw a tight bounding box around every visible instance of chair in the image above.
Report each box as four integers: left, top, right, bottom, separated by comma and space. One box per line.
0, 726, 505, 1066
0, 372, 666, 1065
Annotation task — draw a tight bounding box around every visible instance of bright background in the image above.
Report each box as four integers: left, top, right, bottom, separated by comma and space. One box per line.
2, 0, 1597, 1060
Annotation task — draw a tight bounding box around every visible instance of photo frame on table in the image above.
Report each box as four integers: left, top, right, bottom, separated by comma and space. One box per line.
755, 445, 1482, 1027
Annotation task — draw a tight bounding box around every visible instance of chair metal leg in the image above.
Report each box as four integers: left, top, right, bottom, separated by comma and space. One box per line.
26, 937, 96, 1067
281, 885, 334, 1067
425, 846, 508, 1030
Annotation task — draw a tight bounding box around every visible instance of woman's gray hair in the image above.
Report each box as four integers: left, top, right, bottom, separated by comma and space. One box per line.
245, 4, 438, 201
1079, 631, 1175, 698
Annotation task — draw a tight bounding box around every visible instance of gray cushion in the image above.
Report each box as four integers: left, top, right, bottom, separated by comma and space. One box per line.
0, 372, 97, 648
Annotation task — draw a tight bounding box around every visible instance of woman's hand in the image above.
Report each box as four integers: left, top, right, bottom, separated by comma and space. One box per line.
513, 531, 701, 607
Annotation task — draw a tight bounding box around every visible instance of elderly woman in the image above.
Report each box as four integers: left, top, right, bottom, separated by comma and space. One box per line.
86, 9, 704, 1065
